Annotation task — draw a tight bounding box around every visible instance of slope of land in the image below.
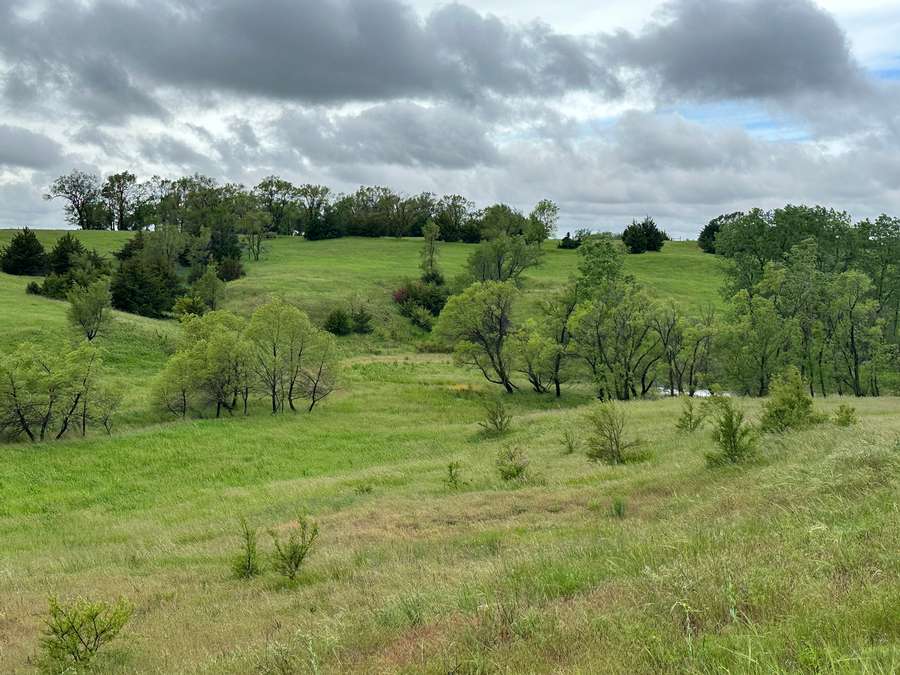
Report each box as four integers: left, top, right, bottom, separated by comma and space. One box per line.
0, 231, 897, 673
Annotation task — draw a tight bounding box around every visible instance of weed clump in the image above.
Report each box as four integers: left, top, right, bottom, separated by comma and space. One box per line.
833, 403, 859, 427
270, 515, 319, 582
496, 446, 529, 481
479, 398, 512, 436
445, 460, 467, 490
585, 401, 639, 465
561, 429, 579, 454
233, 517, 261, 579
675, 396, 707, 432
41, 596, 132, 668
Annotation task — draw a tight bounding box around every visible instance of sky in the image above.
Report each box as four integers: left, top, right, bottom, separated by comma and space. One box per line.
1, 0, 899, 238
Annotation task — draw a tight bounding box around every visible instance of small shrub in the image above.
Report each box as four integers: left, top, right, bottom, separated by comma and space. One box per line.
270, 515, 319, 582
445, 460, 467, 490
675, 396, 708, 432
479, 398, 512, 435
406, 304, 434, 331
26, 280, 42, 295
833, 403, 859, 427
233, 518, 261, 579
611, 497, 626, 519
41, 596, 132, 667
585, 401, 639, 464
760, 367, 822, 433
216, 257, 245, 281
40, 272, 74, 299
323, 308, 353, 336
173, 294, 208, 318
349, 300, 374, 334
561, 429, 578, 454
707, 397, 756, 466
495, 446, 529, 481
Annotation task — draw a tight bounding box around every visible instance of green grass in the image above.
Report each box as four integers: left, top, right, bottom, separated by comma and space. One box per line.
0, 230, 897, 673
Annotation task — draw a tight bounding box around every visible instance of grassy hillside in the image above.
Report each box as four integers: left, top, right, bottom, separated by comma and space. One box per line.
0, 230, 897, 673
0, 360, 897, 672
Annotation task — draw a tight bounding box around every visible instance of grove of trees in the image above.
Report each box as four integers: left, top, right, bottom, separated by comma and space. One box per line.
437, 204, 899, 400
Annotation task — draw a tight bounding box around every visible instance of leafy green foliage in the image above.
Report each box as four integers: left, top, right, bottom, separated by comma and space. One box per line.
269, 515, 319, 582
436, 281, 519, 393
67, 278, 112, 341
41, 596, 132, 667
0, 342, 112, 442
760, 367, 823, 433
833, 403, 859, 427
467, 234, 543, 283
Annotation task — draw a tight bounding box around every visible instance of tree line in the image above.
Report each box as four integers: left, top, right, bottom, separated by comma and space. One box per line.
44, 169, 561, 244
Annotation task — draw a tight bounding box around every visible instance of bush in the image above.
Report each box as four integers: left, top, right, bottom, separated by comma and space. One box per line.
26, 280, 42, 295
393, 278, 451, 330
479, 398, 512, 435
557, 232, 580, 249
323, 307, 353, 335
349, 299, 374, 334
621, 217, 667, 254
38, 272, 74, 299
707, 397, 756, 466
0, 227, 47, 275
173, 294, 208, 318
233, 518, 261, 579
41, 596, 132, 667
675, 397, 708, 432
833, 403, 859, 427
585, 401, 638, 464
496, 446, 529, 481
216, 257, 245, 281
269, 515, 319, 582
760, 367, 822, 433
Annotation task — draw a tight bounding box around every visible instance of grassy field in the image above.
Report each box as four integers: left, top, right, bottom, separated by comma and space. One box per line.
0, 231, 897, 673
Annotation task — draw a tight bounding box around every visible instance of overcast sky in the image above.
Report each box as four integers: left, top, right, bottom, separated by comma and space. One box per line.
1, 0, 899, 237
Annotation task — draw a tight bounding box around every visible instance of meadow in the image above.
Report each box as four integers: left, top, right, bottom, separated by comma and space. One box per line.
0, 231, 897, 673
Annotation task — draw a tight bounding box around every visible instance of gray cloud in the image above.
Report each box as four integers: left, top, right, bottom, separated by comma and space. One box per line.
0, 0, 619, 118
0, 125, 63, 169
0, 0, 898, 237
277, 103, 500, 169
604, 0, 868, 102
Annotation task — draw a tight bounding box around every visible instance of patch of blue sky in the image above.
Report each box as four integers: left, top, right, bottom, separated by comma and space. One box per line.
665, 101, 811, 142
871, 67, 900, 80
